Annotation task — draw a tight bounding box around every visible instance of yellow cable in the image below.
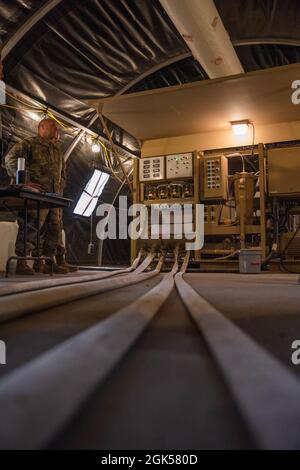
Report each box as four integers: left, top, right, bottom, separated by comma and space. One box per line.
3, 90, 131, 183
0, 104, 45, 112
0, 104, 69, 132
98, 140, 122, 182
46, 110, 69, 130
5, 90, 42, 109
4, 90, 69, 130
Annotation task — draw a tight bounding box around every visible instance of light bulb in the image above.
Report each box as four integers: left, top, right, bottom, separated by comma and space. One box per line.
92, 142, 101, 153
231, 120, 250, 136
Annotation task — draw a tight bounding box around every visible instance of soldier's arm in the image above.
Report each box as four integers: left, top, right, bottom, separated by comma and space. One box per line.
4, 139, 31, 178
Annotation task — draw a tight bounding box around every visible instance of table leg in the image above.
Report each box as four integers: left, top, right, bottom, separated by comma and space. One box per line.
23, 199, 28, 257
36, 201, 41, 272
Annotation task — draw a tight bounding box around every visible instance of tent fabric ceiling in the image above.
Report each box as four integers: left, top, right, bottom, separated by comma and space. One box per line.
128, 55, 207, 93
214, 0, 300, 44
1, 0, 300, 265
2, 0, 186, 126
0, 0, 49, 45
236, 44, 300, 72
129, 44, 300, 95
1, 0, 300, 143
1, 1, 300, 122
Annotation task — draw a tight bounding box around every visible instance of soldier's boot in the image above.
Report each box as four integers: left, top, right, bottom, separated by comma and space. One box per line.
16, 259, 35, 276
56, 254, 78, 272
43, 258, 69, 275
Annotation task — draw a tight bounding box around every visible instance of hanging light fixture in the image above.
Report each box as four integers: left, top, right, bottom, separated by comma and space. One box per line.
231, 120, 250, 136
92, 140, 101, 153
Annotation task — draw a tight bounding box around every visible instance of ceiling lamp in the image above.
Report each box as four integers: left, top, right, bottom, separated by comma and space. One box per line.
231, 120, 250, 136
92, 140, 101, 153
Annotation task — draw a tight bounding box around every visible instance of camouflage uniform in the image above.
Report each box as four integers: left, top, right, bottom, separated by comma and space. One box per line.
56, 186, 66, 257
5, 136, 65, 256
41, 142, 66, 257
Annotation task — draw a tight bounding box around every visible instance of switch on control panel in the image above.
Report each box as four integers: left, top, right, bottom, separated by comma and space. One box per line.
139, 156, 165, 182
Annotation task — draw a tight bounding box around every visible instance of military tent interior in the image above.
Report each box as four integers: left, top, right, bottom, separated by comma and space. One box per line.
1, 0, 300, 267
2, 0, 300, 454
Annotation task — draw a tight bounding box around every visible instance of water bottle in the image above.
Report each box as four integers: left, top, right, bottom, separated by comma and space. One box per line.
88, 243, 95, 255
16, 157, 26, 185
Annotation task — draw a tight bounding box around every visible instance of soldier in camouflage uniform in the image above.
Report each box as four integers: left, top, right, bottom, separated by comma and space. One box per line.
42, 132, 78, 273
35, 131, 69, 274
5, 118, 68, 275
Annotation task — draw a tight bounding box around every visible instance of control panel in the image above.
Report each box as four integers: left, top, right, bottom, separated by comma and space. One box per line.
268, 146, 300, 196
139, 156, 165, 182
203, 155, 228, 200
166, 153, 193, 179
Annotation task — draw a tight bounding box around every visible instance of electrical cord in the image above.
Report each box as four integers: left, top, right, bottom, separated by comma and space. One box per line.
244, 155, 258, 173
1, 91, 69, 130
225, 151, 258, 174
214, 250, 240, 261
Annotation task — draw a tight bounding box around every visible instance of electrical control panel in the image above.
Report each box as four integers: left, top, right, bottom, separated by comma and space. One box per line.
268, 147, 300, 196
166, 153, 193, 179
202, 155, 228, 200
139, 156, 165, 182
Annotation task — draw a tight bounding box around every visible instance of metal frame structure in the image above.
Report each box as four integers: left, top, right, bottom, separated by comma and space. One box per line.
63, 115, 99, 162
233, 38, 300, 47
117, 52, 192, 95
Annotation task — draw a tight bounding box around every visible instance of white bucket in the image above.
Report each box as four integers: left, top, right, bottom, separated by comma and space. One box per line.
239, 249, 262, 274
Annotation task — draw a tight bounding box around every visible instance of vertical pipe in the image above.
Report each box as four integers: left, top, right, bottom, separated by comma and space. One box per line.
36, 201, 41, 271
238, 177, 246, 249
131, 159, 139, 264
258, 143, 267, 259
23, 199, 28, 257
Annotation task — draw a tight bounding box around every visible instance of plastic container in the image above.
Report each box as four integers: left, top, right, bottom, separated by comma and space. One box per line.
239, 249, 262, 274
